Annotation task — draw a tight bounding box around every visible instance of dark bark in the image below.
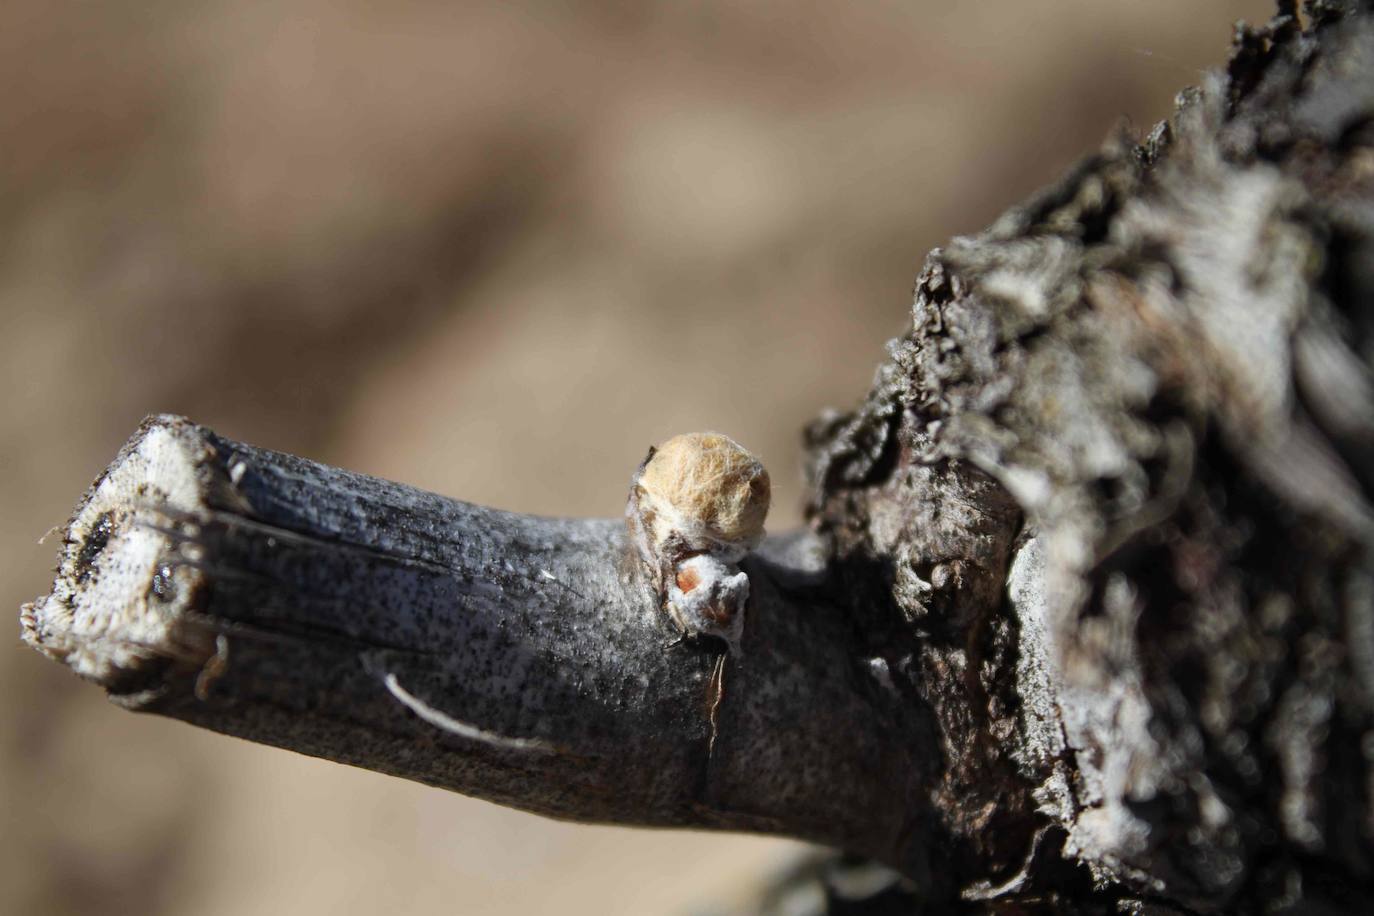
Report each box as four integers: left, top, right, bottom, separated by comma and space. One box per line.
21, 415, 927, 869
21, 1, 1374, 912
803, 0, 1374, 910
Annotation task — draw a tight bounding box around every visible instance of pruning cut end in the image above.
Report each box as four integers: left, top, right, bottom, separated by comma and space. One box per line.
23, 416, 218, 693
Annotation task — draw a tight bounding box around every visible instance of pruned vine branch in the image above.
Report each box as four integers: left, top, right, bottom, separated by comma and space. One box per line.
21, 415, 929, 871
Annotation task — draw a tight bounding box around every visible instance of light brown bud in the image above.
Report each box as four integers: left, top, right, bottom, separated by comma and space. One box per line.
631, 432, 770, 561
626, 432, 769, 656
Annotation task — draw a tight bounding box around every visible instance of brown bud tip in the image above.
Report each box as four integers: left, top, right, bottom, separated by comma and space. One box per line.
676, 565, 702, 593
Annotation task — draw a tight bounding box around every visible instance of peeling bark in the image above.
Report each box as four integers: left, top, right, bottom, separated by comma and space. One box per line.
802, 0, 1374, 909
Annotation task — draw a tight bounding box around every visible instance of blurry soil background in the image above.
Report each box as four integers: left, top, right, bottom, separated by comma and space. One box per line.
2, 2, 1273, 914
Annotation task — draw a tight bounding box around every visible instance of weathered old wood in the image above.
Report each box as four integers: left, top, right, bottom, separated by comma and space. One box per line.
802, 0, 1374, 910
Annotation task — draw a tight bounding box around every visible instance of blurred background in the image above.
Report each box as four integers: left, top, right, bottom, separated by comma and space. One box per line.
2, 1, 1272, 913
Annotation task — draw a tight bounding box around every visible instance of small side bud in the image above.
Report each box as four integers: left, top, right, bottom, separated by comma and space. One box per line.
666, 554, 749, 654
626, 432, 770, 656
